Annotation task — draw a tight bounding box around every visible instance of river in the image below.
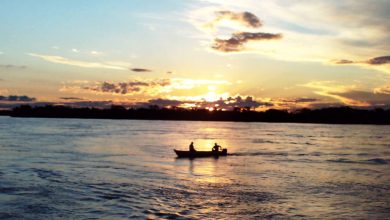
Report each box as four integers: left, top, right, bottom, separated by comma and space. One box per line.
0, 117, 389, 219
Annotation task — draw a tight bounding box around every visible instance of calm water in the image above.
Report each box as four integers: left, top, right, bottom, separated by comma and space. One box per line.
0, 116, 389, 219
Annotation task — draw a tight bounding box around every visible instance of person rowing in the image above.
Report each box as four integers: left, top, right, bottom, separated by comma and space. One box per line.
212, 143, 222, 152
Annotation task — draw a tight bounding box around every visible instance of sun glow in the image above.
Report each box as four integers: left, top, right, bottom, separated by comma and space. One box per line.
207, 107, 215, 111
203, 85, 230, 102
204, 92, 219, 102
168, 91, 230, 103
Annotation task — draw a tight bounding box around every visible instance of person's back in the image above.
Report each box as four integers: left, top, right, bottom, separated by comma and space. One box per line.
212, 143, 220, 152
189, 142, 196, 152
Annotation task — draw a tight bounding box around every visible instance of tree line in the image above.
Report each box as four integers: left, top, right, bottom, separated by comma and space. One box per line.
3, 104, 389, 124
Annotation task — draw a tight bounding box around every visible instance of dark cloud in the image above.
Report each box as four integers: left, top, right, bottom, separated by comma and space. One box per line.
276, 98, 319, 104
137, 96, 273, 110
139, 98, 183, 107
333, 59, 354, 64
308, 102, 347, 109
85, 79, 171, 95
273, 93, 390, 110
223, 96, 273, 108
292, 98, 318, 103
0, 101, 117, 110
208, 10, 282, 53
267, 97, 321, 110
0, 64, 26, 69
333, 55, 390, 65
366, 56, 390, 65
60, 97, 84, 100
212, 32, 282, 52
99, 82, 145, 94
0, 95, 36, 102
331, 90, 390, 106
130, 68, 152, 72
63, 101, 114, 108
215, 11, 262, 28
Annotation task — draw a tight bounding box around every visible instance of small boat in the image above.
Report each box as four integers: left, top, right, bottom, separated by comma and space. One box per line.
174, 149, 228, 158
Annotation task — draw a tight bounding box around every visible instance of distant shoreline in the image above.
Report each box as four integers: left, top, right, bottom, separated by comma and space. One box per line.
1, 105, 389, 125
2, 115, 389, 126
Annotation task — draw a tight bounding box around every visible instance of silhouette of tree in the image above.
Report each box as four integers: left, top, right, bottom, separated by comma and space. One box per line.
6, 105, 390, 124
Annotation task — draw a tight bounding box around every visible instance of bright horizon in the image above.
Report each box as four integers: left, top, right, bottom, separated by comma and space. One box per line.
1, 0, 389, 110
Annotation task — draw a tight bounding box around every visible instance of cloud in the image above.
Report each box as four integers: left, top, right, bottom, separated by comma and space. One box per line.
0, 95, 36, 102
169, 78, 231, 90
90, 50, 103, 56
302, 81, 390, 107
60, 78, 232, 98
333, 59, 354, 64
206, 10, 262, 29
137, 95, 273, 110
303, 81, 369, 106
0, 101, 118, 110
130, 68, 152, 72
188, 1, 390, 71
61, 101, 114, 108
333, 55, 390, 65
81, 79, 171, 95
0, 64, 27, 69
29, 53, 130, 70
223, 96, 273, 108
212, 31, 283, 52
293, 98, 319, 103
190, 7, 292, 56
267, 92, 390, 110
307, 102, 348, 109
366, 56, 390, 65
374, 85, 390, 95
60, 97, 84, 100
331, 90, 390, 108
138, 98, 183, 107
261, 97, 321, 110
275, 97, 319, 104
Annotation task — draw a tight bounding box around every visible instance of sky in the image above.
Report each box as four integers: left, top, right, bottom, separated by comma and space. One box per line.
0, 0, 389, 110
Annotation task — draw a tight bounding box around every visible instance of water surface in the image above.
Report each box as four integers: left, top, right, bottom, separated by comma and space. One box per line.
0, 117, 389, 219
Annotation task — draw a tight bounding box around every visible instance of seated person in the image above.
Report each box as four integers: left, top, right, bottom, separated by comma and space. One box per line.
212, 143, 221, 152
189, 142, 196, 152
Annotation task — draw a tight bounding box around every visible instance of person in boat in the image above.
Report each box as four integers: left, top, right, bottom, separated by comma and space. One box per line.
212, 143, 221, 152
189, 142, 196, 152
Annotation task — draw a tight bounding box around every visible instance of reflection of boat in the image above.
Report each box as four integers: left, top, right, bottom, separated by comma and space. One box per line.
174, 149, 228, 158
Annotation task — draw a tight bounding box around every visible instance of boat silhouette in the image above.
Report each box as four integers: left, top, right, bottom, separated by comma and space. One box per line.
174, 149, 227, 158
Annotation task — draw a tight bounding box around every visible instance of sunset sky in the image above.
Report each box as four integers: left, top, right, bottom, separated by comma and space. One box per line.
1, 0, 389, 110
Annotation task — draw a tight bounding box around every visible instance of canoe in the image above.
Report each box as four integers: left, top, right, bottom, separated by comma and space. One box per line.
174, 149, 227, 158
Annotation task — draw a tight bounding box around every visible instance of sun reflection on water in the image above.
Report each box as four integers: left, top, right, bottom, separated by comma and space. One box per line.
187, 158, 232, 184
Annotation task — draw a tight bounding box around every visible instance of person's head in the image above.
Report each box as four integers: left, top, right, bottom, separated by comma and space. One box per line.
191, 142, 193, 144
